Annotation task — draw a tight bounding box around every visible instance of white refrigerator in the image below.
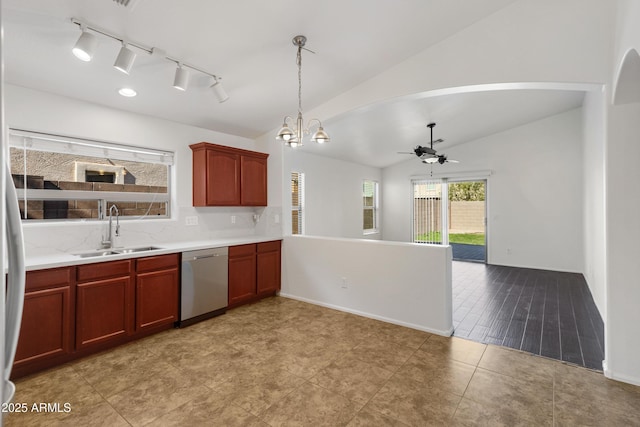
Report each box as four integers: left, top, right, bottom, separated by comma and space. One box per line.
1, 1, 28, 424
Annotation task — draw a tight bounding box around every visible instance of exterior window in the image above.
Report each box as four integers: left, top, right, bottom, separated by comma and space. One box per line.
363, 180, 378, 234
291, 172, 305, 234
8, 129, 173, 221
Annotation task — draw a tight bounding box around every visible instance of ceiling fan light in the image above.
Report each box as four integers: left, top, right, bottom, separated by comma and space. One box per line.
113, 43, 137, 74
422, 156, 438, 164
172, 65, 190, 91
72, 30, 98, 62
311, 126, 330, 144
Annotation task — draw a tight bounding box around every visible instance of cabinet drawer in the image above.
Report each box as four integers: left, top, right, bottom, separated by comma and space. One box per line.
136, 253, 179, 273
229, 244, 256, 257
25, 267, 73, 291
257, 240, 281, 253
77, 260, 132, 282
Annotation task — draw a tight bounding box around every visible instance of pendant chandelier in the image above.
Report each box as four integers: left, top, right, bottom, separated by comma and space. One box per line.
276, 35, 330, 148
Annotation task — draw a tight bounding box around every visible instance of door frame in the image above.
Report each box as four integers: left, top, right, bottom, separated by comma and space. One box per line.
411, 172, 490, 263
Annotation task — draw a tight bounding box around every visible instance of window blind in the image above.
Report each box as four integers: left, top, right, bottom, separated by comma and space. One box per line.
413, 179, 443, 244
291, 171, 304, 235
8, 129, 175, 165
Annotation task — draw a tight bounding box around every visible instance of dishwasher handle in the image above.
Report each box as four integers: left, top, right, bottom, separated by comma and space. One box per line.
182, 247, 229, 262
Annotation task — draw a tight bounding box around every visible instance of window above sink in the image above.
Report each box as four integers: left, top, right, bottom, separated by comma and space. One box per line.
8, 129, 174, 222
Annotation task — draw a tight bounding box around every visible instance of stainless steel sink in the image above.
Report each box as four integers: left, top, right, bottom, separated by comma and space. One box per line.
73, 246, 163, 258
74, 250, 121, 258
113, 246, 163, 254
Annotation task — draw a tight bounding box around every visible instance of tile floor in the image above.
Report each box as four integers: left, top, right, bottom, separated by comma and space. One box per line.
6, 297, 640, 426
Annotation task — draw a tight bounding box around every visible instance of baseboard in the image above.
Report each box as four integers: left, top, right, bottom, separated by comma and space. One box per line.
602, 360, 640, 386
279, 292, 454, 337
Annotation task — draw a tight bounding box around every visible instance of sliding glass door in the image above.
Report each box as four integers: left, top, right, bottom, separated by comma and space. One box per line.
413, 179, 486, 262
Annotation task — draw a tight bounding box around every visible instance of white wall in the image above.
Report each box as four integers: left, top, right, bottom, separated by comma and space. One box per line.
284, 150, 382, 239
281, 235, 452, 335
603, 0, 640, 386
383, 109, 584, 273
5, 85, 282, 255
581, 90, 607, 319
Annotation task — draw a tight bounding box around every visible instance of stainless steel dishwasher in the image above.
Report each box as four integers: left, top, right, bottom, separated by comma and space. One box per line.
180, 247, 228, 326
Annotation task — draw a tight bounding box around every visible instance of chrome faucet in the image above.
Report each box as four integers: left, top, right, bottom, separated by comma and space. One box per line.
101, 205, 120, 249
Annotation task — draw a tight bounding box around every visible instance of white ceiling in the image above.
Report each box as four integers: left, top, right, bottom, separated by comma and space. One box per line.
2, 0, 585, 169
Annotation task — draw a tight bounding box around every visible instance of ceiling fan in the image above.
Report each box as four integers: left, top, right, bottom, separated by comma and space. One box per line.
398, 122, 459, 164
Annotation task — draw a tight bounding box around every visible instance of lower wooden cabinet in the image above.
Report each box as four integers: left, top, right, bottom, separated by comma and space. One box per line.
14, 267, 74, 374
13, 253, 180, 379
229, 240, 281, 308
257, 240, 282, 296
135, 254, 179, 332
75, 260, 133, 350
228, 244, 257, 307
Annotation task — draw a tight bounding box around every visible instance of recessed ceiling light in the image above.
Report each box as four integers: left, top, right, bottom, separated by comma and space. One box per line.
118, 88, 137, 97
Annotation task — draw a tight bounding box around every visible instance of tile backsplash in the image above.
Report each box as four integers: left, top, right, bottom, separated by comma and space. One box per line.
22, 205, 282, 256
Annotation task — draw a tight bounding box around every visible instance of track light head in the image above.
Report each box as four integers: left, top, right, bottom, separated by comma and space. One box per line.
210, 78, 229, 103
72, 29, 98, 62
113, 42, 137, 74
172, 65, 190, 91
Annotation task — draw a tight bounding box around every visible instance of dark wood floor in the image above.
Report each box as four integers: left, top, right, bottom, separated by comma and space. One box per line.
452, 261, 605, 370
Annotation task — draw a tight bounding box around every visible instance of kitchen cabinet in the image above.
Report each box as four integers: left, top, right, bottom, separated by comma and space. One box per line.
190, 142, 268, 207
257, 240, 282, 296
228, 243, 257, 307
135, 253, 179, 332
13, 267, 74, 375
75, 260, 134, 350
228, 240, 281, 308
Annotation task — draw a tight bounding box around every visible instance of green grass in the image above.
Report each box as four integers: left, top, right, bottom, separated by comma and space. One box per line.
416, 232, 485, 245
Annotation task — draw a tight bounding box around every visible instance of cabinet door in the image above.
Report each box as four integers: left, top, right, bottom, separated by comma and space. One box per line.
136, 268, 179, 331
257, 241, 281, 295
240, 155, 268, 206
228, 248, 257, 307
14, 267, 74, 371
76, 276, 133, 350
206, 149, 241, 205
14, 286, 72, 367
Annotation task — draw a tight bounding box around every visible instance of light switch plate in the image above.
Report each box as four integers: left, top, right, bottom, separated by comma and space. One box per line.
185, 216, 198, 226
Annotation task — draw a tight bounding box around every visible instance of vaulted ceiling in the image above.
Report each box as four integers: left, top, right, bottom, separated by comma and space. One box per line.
3, 0, 585, 168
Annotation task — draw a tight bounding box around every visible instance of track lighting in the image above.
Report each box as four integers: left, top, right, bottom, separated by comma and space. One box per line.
113, 42, 137, 74
172, 64, 189, 91
210, 78, 229, 103
72, 27, 98, 62
70, 18, 228, 102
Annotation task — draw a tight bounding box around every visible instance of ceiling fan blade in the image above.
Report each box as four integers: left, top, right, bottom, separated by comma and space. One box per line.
397, 151, 415, 154
447, 159, 460, 163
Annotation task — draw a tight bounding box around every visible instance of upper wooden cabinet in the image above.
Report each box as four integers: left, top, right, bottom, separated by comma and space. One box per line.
190, 142, 268, 206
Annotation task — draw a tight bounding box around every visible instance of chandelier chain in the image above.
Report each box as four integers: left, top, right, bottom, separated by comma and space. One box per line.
297, 45, 303, 114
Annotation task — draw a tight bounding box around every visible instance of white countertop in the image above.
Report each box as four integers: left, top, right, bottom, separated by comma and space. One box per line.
25, 235, 282, 271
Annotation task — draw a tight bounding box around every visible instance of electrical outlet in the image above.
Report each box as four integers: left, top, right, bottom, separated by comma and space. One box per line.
506, 248, 512, 255
274, 214, 280, 224
185, 216, 198, 226
231, 215, 236, 224
341, 277, 348, 288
